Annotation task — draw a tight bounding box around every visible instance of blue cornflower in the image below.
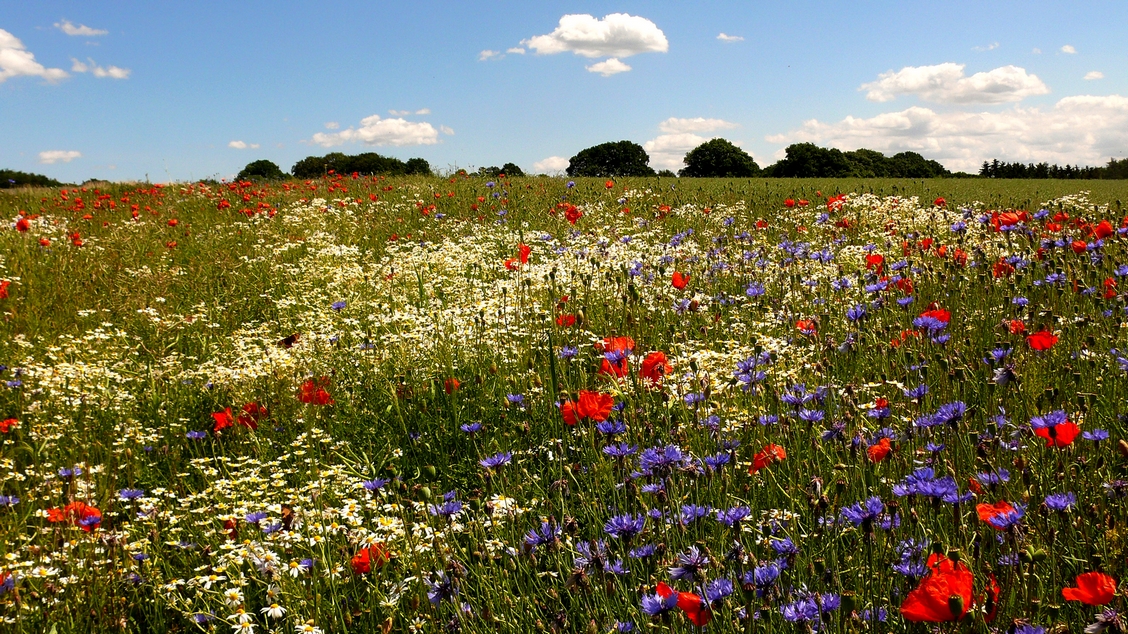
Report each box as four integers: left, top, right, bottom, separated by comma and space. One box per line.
362, 478, 389, 491
684, 392, 706, 405
628, 544, 657, 559
715, 506, 751, 527
428, 494, 464, 518
604, 514, 646, 540
758, 414, 779, 426
0, 495, 18, 507
703, 453, 730, 471
933, 401, 967, 425
331, 301, 346, 311
245, 511, 268, 524
680, 504, 710, 525
668, 546, 709, 581
771, 537, 799, 555
840, 496, 884, 527
596, 419, 627, 435
638, 444, 687, 476
1030, 410, 1068, 429
704, 578, 734, 605
608, 559, 630, 576
781, 596, 820, 622
479, 452, 512, 469
186, 431, 207, 440
987, 504, 1025, 530
975, 469, 1010, 486
118, 488, 145, 501
459, 422, 481, 434
641, 591, 679, 617
746, 282, 766, 297
524, 520, 561, 551
603, 442, 638, 458
846, 304, 867, 322
1044, 492, 1076, 512
558, 346, 578, 359
574, 540, 609, 573
1084, 429, 1110, 441
506, 393, 525, 407
427, 572, 457, 605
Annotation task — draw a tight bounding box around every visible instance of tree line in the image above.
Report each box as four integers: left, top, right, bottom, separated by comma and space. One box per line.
978, 158, 1128, 179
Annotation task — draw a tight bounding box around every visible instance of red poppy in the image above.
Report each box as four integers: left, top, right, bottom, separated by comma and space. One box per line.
1062, 572, 1117, 605
555, 314, 576, 327
968, 477, 983, 495
783, 198, 795, 208
1033, 420, 1080, 448
826, 194, 847, 212
212, 407, 236, 432
867, 437, 892, 463
795, 319, 817, 336
984, 574, 1001, 622
299, 377, 334, 405
15, 217, 30, 232
237, 402, 267, 429
671, 272, 690, 290
992, 259, 1015, 279
797, 199, 809, 207
0, 280, 8, 299
1026, 330, 1058, 351
444, 378, 460, 394
223, 518, 238, 540
576, 391, 614, 422
351, 543, 390, 574
934, 197, 946, 207
900, 553, 974, 622
919, 308, 951, 324
656, 582, 713, 627
1008, 319, 1026, 335
1094, 220, 1115, 239
597, 336, 635, 353
558, 400, 578, 426
750, 444, 786, 474
564, 205, 583, 225
518, 243, 531, 265
39, 238, 50, 247
640, 351, 671, 387
1070, 240, 1088, 254
47, 501, 102, 532
504, 258, 520, 270
865, 253, 885, 272
605, 180, 614, 189
0, 418, 16, 433
1103, 277, 1117, 299
976, 501, 1017, 529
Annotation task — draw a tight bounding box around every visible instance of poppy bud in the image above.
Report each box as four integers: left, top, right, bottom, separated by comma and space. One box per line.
947, 594, 965, 620
419, 486, 432, 500
841, 592, 857, 613
947, 549, 962, 564
424, 465, 436, 478
931, 542, 946, 556
1117, 439, 1128, 458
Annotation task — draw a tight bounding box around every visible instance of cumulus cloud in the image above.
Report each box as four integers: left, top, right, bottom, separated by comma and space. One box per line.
533, 156, 569, 173
0, 29, 68, 84
522, 13, 668, 58
766, 95, 1128, 172
39, 150, 81, 164
1084, 71, 1104, 80
860, 63, 1049, 104
659, 117, 739, 134
70, 57, 130, 79
54, 20, 108, 36
1061, 44, 1077, 54
717, 33, 743, 42
309, 114, 443, 147
478, 49, 501, 61
586, 58, 631, 76
228, 141, 260, 149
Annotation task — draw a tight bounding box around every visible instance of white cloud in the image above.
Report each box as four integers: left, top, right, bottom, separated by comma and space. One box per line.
1061, 44, 1077, 54
324, 121, 340, 130
1084, 71, 1104, 80
415, 108, 431, 115
522, 13, 668, 58
228, 141, 260, 149
861, 63, 1049, 104
309, 114, 442, 147
766, 95, 1128, 172
658, 117, 739, 134
1032, 47, 1042, 54
38, 150, 81, 164
54, 20, 108, 36
586, 58, 631, 76
70, 57, 130, 79
391, 108, 432, 116
506, 47, 526, 55
0, 29, 68, 84
644, 133, 708, 171
717, 33, 743, 43
972, 42, 999, 52
479, 49, 501, 61
533, 156, 569, 173
439, 125, 454, 135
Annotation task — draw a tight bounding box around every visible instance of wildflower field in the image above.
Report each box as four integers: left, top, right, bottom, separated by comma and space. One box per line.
2, 175, 1128, 634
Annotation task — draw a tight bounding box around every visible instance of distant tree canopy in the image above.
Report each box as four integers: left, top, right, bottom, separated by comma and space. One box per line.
978, 158, 1126, 179
567, 141, 656, 177
236, 159, 286, 182
679, 138, 760, 177
477, 163, 525, 178
1, 169, 65, 189
291, 152, 432, 178
761, 143, 949, 178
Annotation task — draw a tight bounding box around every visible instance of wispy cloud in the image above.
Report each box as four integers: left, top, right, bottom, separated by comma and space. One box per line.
54, 20, 108, 37
39, 150, 82, 164
971, 42, 999, 52
717, 33, 743, 43
1084, 71, 1104, 80
228, 141, 260, 149
1061, 44, 1077, 54
70, 57, 131, 79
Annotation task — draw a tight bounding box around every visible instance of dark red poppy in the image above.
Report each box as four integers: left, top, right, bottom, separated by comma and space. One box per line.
1026, 330, 1058, 351
983, 574, 1000, 622
900, 553, 973, 622
444, 378, 460, 394
1062, 572, 1117, 605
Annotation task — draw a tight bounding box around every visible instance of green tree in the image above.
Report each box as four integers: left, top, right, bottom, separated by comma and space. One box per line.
236, 159, 286, 182
567, 141, 655, 177
764, 143, 853, 177
679, 138, 760, 177
405, 158, 432, 176
500, 162, 525, 177
0, 169, 65, 188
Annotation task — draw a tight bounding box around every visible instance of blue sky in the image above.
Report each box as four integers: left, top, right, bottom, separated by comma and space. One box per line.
2, 1, 1126, 182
